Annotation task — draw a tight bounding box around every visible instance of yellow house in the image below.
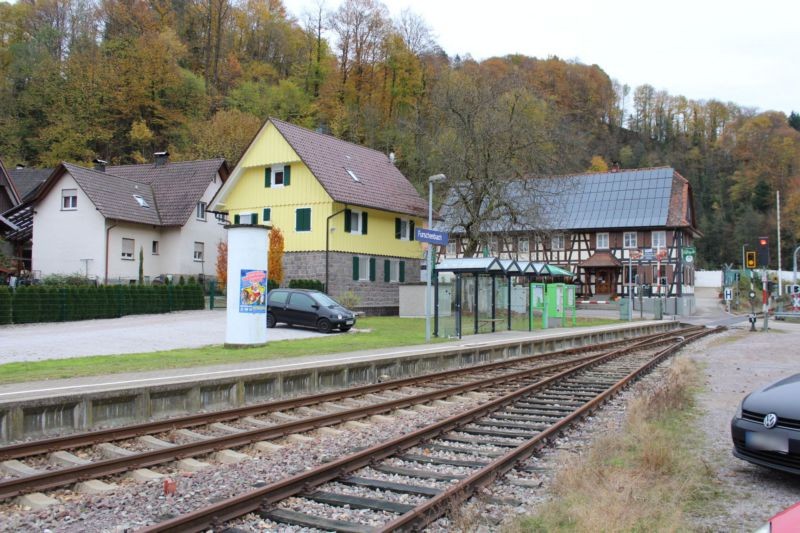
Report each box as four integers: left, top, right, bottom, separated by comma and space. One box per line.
210, 118, 429, 315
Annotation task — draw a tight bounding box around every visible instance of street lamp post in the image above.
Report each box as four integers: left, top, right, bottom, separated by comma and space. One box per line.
426, 173, 446, 343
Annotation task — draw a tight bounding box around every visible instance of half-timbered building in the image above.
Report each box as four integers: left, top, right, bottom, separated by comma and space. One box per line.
437, 167, 700, 303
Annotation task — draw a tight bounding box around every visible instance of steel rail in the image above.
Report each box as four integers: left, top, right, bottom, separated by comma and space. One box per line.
0, 338, 651, 502
0, 327, 698, 461
137, 329, 714, 533
378, 326, 722, 531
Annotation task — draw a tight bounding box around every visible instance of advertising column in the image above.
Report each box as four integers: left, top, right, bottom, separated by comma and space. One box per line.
225, 224, 269, 346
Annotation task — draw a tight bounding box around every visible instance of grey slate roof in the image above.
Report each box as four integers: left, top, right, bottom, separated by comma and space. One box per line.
35, 159, 227, 227
438, 167, 693, 234
9, 167, 52, 201
271, 119, 429, 218
63, 163, 162, 225
106, 159, 226, 226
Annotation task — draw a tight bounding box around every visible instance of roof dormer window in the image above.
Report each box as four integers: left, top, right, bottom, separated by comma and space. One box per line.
133, 194, 150, 208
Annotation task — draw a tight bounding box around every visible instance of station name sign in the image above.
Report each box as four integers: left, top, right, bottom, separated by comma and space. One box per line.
415, 228, 449, 246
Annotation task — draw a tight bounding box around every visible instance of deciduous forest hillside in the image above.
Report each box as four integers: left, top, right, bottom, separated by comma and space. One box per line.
1, 0, 799, 268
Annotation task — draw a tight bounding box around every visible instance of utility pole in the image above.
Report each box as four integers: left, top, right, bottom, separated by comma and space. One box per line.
777, 191, 782, 296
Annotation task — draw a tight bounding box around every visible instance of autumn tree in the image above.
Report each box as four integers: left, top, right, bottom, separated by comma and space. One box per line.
216, 239, 228, 286
432, 61, 579, 257
268, 227, 284, 286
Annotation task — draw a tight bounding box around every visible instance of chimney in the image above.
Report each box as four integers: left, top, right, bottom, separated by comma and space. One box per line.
93, 158, 107, 172
154, 151, 169, 167
611, 162, 620, 173
15, 164, 25, 169
389, 152, 396, 164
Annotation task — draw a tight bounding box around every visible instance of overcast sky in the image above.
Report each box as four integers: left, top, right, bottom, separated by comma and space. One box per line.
284, 0, 798, 115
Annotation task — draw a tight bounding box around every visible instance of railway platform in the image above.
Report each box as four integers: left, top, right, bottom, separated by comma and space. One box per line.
0, 320, 679, 443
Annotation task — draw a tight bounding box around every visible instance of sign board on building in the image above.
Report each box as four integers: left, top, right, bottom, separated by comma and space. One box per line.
682, 246, 696, 264
724, 287, 733, 301
415, 228, 449, 246
642, 248, 656, 261
629, 250, 643, 260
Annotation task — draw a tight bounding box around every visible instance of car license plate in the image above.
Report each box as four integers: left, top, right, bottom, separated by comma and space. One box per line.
345, 320, 354, 325
745, 431, 789, 453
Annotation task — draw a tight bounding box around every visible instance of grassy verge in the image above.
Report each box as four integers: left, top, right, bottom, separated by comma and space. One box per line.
0, 316, 621, 384
507, 357, 722, 532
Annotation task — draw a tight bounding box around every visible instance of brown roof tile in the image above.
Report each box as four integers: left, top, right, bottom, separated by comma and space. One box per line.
270, 119, 428, 218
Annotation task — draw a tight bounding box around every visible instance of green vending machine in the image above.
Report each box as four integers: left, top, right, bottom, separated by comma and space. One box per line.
530, 283, 547, 330
546, 283, 565, 328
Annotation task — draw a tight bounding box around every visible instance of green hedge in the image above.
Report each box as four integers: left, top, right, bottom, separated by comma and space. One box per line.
288, 279, 325, 291
4, 284, 204, 324
0, 286, 11, 324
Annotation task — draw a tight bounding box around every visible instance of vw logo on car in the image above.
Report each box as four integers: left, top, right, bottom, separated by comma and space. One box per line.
763, 413, 778, 429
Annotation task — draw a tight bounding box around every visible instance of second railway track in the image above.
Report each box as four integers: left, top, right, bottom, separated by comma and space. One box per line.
142, 326, 722, 532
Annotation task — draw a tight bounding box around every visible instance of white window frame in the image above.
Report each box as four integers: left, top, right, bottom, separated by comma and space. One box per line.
551, 234, 565, 251
358, 256, 370, 281
390, 261, 400, 283
271, 167, 285, 187
651, 230, 666, 250
196, 201, 207, 221
446, 241, 456, 257
61, 189, 77, 210
623, 231, 638, 249
152, 240, 159, 255
349, 210, 362, 234
596, 232, 610, 250
121, 238, 134, 260
193, 241, 204, 262
239, 212, 256, 224
399, 219, 410, 240
518, 237, 529, 254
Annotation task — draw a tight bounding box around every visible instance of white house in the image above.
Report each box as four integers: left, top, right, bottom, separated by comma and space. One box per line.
30, 155, 229, 283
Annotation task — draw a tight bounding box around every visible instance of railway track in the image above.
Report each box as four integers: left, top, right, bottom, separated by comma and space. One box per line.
0, 326, 703, 506
138, 326, 721, 532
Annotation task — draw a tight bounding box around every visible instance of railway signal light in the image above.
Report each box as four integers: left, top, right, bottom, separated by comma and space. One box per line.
757, 237, 770, 267
745, 251, 756, 269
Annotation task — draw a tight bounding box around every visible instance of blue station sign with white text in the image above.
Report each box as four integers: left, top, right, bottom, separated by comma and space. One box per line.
415, 228, 449, 246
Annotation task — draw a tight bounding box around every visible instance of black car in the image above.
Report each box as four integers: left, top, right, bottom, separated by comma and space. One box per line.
731, 373, 800, 475
267, 289, 356, 333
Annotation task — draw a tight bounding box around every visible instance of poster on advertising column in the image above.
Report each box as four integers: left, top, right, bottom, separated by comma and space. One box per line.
239, 269, 267, 313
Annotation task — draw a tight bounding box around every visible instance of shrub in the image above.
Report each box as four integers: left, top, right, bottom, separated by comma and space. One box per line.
336, 290, 361, 309
0, 286, 12, 324
289, 279, 325, 291
41, 273, 94, 286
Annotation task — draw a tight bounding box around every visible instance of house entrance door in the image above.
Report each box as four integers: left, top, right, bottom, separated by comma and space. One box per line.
595, 268, 614, 294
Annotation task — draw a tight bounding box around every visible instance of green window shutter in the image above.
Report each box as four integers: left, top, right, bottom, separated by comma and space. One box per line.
352, 256, 359, 281
264, 167, 271, 188
369, 257, 376, 281
409, 220, 415, 241
344, 209, 351, 233
253, 213, 258, 224
284, 164, 291, 186
362, 212, 368, 234
395, 218, 401, 239
399, 261, 405, 282
263, 208, 271, 222
384, 260, 390, 282
234, 214, 240, 224
296, 208, 311, 231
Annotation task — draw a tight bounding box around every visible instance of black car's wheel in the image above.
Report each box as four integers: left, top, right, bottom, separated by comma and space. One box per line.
339, 325, 352, 332
266, 313, 276, 328
317, 318, 332, 333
